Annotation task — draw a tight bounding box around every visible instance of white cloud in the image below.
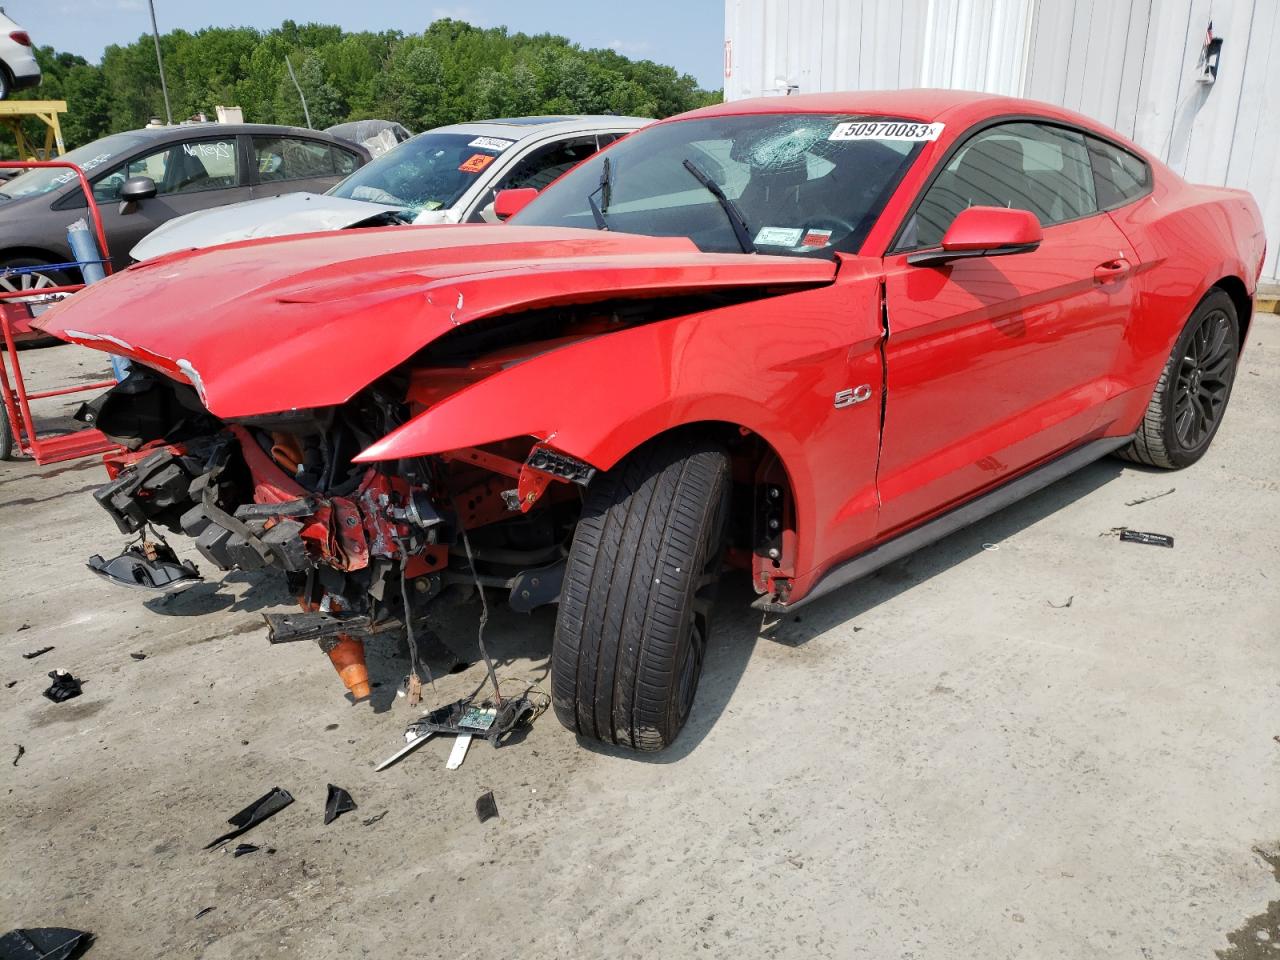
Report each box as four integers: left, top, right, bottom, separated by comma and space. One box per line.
431, 5, 484, 23
608, 39, 653, 56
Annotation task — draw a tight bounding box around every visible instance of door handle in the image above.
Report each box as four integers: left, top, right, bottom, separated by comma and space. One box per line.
1093, 258, 1131, 282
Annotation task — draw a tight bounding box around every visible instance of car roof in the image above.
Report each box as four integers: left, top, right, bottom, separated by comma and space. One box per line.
674, 90, 1143, 151
109, 123, 358, 145
428, 115, 652, 142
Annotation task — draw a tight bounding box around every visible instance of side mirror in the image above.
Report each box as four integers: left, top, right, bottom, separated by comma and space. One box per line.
493, 187, 537, 221
118, 175, 157, 216
908, 206, 1042, 266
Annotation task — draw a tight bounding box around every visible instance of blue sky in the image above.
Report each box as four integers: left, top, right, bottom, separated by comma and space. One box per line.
18, 0, 726, 89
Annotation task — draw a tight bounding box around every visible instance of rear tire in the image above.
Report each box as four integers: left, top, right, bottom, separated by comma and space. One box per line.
552, 435, 731, 752
1115, 289, 1239, 469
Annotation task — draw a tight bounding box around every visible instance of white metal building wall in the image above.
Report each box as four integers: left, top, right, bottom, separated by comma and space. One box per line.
723, 0, 1280, 281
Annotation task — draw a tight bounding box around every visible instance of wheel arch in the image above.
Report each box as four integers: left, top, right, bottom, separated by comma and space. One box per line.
601, 415, 803, 541
1210, 274, 1253, 348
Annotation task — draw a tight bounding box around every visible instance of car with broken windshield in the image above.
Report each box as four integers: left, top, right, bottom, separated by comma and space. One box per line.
130, 115, 650, 261
37, 91, 1265, 752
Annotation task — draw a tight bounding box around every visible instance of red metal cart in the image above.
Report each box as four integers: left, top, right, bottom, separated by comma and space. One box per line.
0, 160, 119, 464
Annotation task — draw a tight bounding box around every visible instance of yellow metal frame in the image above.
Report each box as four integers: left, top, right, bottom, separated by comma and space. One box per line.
0, 100, 67, 159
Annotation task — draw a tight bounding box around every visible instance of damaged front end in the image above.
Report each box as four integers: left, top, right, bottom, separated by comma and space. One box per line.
85, 365, 591, 700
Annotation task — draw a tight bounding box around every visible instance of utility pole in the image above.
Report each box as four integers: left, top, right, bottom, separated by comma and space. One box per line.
285, 56, 312, 129
147, 0, 173, 124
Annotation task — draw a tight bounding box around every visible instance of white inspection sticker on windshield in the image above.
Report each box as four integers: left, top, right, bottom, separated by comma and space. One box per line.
468, 136, 515, 151
830, 121, 945, 142
754, 226, 803, 247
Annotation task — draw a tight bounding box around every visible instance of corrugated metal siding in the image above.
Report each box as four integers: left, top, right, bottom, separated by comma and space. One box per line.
724, 0, 1280, 281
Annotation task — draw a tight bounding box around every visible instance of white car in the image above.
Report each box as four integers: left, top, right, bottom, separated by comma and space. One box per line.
132, 114, 650, 261
0, 11, 40, 99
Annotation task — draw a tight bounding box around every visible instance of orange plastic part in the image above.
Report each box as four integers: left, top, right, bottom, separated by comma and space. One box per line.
326, 634, 371, 700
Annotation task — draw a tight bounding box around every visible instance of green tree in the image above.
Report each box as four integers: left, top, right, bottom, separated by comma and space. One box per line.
0, 15, 720, 158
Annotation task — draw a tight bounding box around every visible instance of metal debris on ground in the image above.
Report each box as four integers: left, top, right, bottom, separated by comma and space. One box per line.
0, 926, 92, 960
375, 679, 547, 772
360, 811, 387, 827
12, 744, 23, 767
205, 787, 294, 849
323, 784, 357, 825
231, 844, 259, 857
193, 907, 215, 920
42, 670, 82, 703
22, 647, 54, 660
1119, 530, 1175, 548
1125, 487, 1175, 507
475, 791, 499, 823
1047, 596, 1074, 609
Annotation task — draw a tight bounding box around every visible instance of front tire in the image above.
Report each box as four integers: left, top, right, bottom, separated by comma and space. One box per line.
0, 402, 13, 460
1116, 289, 1240, 469
552, 435, 731, 752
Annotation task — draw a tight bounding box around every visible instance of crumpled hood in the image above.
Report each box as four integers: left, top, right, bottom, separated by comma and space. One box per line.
38, 224, 836, 419
130, 192, 408, 261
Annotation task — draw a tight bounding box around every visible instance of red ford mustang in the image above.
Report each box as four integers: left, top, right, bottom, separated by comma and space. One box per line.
38, 91, 1266, 751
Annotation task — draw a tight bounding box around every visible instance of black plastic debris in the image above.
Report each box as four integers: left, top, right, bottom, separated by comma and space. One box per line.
16, 623, 30, 632
43, 671, 82, 704
1125, 487, 1175, 507
475, 792, 499, 823
361, 811, 387, 827
1119, 529, 1175, 548
129, 653, 147, 661
231, 844, 259, 858
193, 907, 215, 920
22, 647, 54, 660
0, 927, 92, 960
87, 542, 200, 593
205, 787, 294, 849
324, 784, 357, 825
12, 745, 23, 767
4, 681, 15, 689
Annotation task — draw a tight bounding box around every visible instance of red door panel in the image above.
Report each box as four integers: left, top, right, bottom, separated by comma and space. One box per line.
877, 214, 1136, 536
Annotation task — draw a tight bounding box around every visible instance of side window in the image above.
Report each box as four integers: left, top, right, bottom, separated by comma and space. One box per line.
901, 122, 1098, 250
332, 146, 360, 176
253, 136, 339, 182
500, 136, 602, 192
91, 137, 239, 201
467, 136, 604, 222
1087, 136, 1150, 209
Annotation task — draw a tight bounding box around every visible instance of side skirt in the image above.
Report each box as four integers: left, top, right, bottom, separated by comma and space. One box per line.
752, 436, 1131, 613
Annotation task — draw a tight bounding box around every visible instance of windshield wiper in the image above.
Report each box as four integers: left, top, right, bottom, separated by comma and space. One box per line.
587, 156, 611, 230
682, 158, 755, 254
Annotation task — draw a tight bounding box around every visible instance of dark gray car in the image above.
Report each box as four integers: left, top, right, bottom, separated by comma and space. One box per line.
0, 123, 369, 290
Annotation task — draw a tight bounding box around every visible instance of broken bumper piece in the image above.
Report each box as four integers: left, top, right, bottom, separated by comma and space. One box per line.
263, 610, 372, 645
87, 543, 201, 592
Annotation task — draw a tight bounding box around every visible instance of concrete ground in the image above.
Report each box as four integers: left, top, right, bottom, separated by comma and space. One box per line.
1, 324, 1277, 960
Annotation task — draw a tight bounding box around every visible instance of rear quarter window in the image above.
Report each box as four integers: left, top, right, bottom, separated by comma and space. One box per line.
1087, 137, 1151, 209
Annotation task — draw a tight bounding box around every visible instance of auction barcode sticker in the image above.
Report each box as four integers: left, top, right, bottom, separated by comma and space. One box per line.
468, 136, 515, 151
829, 121, 945, 142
